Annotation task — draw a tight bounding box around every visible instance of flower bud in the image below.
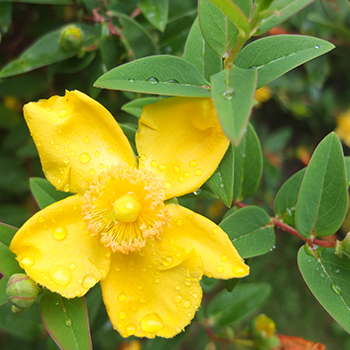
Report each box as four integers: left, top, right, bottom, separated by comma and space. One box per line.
342, 232, 350, 255
6, 273, 41, 310
59, 25, 83, 53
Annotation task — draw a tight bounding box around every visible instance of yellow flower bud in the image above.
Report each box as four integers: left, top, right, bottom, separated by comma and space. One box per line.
59, 25, 83, 53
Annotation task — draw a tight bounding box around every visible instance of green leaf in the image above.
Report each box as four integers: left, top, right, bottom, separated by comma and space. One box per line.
0, 222, 17, 247
207, 144, 234, 207
184, 18, 222, 81
296, 133, 348, 238
198, 0, 238, 57
0, 0, 72, 3
121, 97, 162, 118
208, 0, 250, 35
0, 277, 9, 307
233, 123, 263, 200
0, 241, 24, 278
30, 178, 72, 210
298, 246, 350, 335
140, 0, 169, 32
0, 23, 96, 78
274, 168, 306, 226
0, 3, 12, 33
211, 66, 257, 145
254, 0, 316, 35
94, 55, 211, 97
40, 293, 92, 350
207, 282, 271, 326
100, 22, 122, 71
235, 35, 335, 89
345, 157, 350, 186
109, 11, 156, 60
220, 206, 275, 259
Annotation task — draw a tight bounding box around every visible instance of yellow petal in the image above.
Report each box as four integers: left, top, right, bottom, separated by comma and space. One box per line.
24, 90, 136, 194
164, 203, 249, 279
136, 97, 229, 199
101, 241, 203, 338
10, 195, 111, 298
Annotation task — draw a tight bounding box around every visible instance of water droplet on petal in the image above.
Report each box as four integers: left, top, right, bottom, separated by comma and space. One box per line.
178, 177, 184, 183
81, 274, 97, 289
185, 277, 192, 286
84, 137, 89, 143
213, 228, 219, 234
184, 300, 191, 308
163, 256, 173, 267
79, 153, 90, 164
118, 294, 127, 301
217, 266, 225, 273
175, 285, 181, 291
233, 265, 248, 276
190, 160, 197, 167
158, 164, 166, 171
151, 160, 157, 168
194, 169, 202, 176
63, 157, 70, 164
141, 313, 164, 333
20, 256, 35, 268
53, 226, 67, 240
174, 166, 180, 173
95, 151, 100, 157
193, 293, 198, 298
194, 189, 201, 196
125, 323, 137, 336
175, 295, 182, 303
58, 109, 68, 118
89, 169, 95, 175
119, 310, 127, 319
69, 263, 77, 270
221, 254, 228, 262
49, 265, 72, 286
163, 181, 171, 189
146, 77, 159, 84
176, 219, 183, 226
37, 216, 45, 223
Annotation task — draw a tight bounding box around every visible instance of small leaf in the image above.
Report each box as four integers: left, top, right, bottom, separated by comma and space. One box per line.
30, 177, 72, 210
208, 0, 250, 35
207, 283, 271, 326
0, 277, 9, 306
207, 144, 234, 207
233, 123, 263, 200
220, 206, 275, 259
0, 241, 24, 278
296, 133, 348, 238
211, 66, 257, 145
235, 35, 335, 89
274, 168, 306, 227
298, 246, 350, 335
0, 222, 17, 247
254, 0, 315, 35
40, 293, 92, 350
184, 17, 222, 81
140, 0, 169, 32
94, 55, 211, 97
0, 23, 96, 78
121, 97, 161, 118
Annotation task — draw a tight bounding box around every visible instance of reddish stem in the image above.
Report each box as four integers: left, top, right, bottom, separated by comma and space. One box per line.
232, 200, 337, 248
204, 319, 215, 342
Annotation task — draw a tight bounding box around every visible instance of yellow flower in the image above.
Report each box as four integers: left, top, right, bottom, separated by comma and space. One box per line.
10, 91, 249, 338
335, 109, 350, 147
254, 86, 272, 108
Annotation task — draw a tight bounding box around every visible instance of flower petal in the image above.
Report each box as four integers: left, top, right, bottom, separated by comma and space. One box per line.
101, 241, 203, 338
164, 203, 249, 279
136, 97, 229, 199
10, 195, 111, 298
23, 90, 136, 194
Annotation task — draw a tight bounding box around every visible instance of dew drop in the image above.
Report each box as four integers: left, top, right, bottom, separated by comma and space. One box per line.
65, 318, 72, 326
52, 117, 57, 123
165, 79, 179, 84
315, 45, 320, 49
141, 313, 164, 333
69, 263, 77, 271
84, 137, 89, 143
213, 228, 219, 234
119, 310, 127, 319
81, 274, 97, 289
151, 160, 157, 168
140, 297, 146, 303
155, 278, 160, 284
175, 295, 182, 303
193, 293, 198, 298
332, 284, 341, 295
184, 172, 190, 178
37, 216, 45, 223
221, 254, 228, 262
138, 284, 143, 290
194, 189, 201, 196
70, 151, 75, 156
125, 323, 137, 336
79, 152, 90, 164
223, 87, 234, 100
173, 166, 180, 173
55, 300, 60, 306
108, 147, 114, 153
175, 285, 181, 291
46, 107, 52, 111
146, 77, 159, 84
185, 277, 193, 286
94, 151, 100, 157
89, 169, 95, 175
58, 109, 68, 118
217, 266, 225, 273
63, 156, 70, 164
184, 300, 192, 308
176, 219, 183, 226
158, 164, 166, 171
20, 256, 35, 268
64, 184, 70, 192
233, 265, 248, 276
163, 256, 173, 267
219, 183, 224, 188
178, 177, 184, 183
163, 181, 171, 189
37, 140, 42, 147
99, 163, 105, 169
194, 169, 202, 176
53, 226, 67, 240
128, 78, 135, 82
49, 265, 72, 286
190, 160, 197, 167
335, 269, 340, 274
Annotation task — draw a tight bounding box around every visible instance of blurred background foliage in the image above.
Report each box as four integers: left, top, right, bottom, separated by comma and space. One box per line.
1, 0, 350, 349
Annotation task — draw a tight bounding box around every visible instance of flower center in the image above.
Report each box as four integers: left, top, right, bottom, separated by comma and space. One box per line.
82, 163, 170, 254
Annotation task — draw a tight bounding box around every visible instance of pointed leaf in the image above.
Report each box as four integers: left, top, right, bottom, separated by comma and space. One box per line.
211, 66, 257, 145
345, 157, 350, 186
298, 246, 350, 335
220, 206, 275, 259
208, 0, 250, 35
235, 35, 335, 89
140, 0, 169, 32
40, 293, 92, 350
0, 222, 17, 247
274, 168, 306, 227
233, 123, 263, 200
0, 23, 96, 78
207, 144, 234, 207
296, 133, 348, 238
254, 0, 316, 35
121, 97, 161, 118
30, 177, 72, 210
184, 17, 222, 81
0, 277, 9, 307
207, 283, 271, 326
94, 55, 211, 97
0, 241, 24, 278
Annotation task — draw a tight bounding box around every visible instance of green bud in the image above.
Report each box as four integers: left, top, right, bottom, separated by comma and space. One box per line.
59, 25, 83, 53
6, 273, 41, 310
343, 232, 350, 255
11, 305, 25, 314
